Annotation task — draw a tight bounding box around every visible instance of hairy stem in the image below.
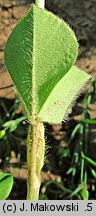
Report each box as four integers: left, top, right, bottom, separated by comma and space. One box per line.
27, 122, 45, 200
27, 0, 45, 200
35, 0, 45, 9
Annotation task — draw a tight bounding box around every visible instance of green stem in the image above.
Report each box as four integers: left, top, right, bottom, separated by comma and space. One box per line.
27, 0, 45, 200
35, 0, 45, 9
27, 122, 45, 200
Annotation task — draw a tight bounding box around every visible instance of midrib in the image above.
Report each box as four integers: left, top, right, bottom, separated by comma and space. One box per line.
31, 6, 36, 123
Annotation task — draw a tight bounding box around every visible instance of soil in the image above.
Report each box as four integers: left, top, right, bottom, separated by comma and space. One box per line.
0, 0, 96, 200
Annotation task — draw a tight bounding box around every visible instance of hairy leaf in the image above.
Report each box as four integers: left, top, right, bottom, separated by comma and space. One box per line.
4, 5, 91, 124
4, 5, 78, 120
38, 66, 90, 123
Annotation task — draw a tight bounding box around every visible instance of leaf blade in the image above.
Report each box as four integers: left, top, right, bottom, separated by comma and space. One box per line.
4, 5, 78, 119
0, 172, 13, 200
38, 66, 91, 124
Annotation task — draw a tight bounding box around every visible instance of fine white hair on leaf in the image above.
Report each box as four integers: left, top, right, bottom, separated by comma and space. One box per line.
63, 78, 91, 123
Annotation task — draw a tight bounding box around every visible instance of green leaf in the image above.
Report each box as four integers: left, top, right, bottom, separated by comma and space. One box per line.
38, 66, 90, 123
0, 130, 5, 139
9, 125, 17, 132
3, 116, 25, 132
82, 154, 96, 167
0, 172, 13, 200
67, 184, 82, 199
15, 116, 26, 124
4, 5, 78, 120
68, 123, 81, 145
3, 120, 16, 128
81, 118, 96, 124
90, 168, 96, 178
80, 188, 89, 200
66, 167, 75, 175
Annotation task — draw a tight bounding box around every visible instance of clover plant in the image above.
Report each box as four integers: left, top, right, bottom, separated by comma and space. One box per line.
4, 0, 91, 200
